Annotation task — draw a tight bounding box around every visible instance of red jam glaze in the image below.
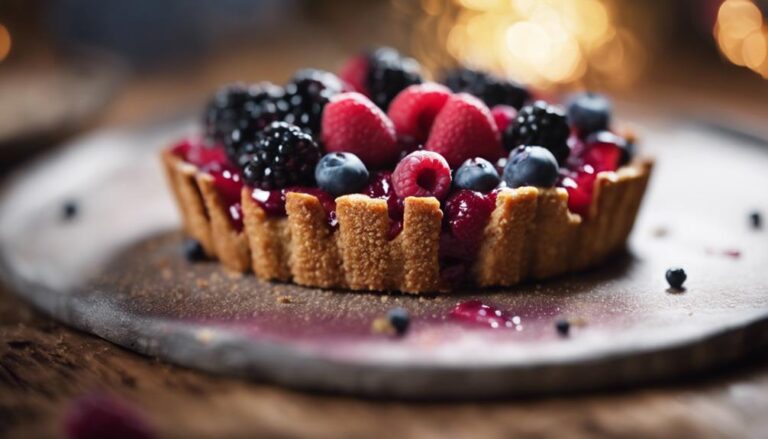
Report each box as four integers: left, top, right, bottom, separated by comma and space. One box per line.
364, 172, 405, 239
250, 187, 338, 227
449, 300, 523, 330
438, 189, 498, 283
561, 164, 597, 217
171, 137, 228, 168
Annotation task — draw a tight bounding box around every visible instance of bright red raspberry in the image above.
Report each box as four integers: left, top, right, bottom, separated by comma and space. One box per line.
321, 92, 400, 169
490, 105, 517, 134
582, 131, 624, 172
392, 151, 452, 200
387, 83, 451, 145
425, 93, 503, 168
338, 55, 369, 94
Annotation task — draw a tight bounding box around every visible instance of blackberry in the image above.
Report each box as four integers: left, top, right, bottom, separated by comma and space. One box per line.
443, 67, 530, 109
279, 69, 342, 137
503, 101, 571, 165
203, 82, 285, 165
240, 122, 321, 190
366, 47, 422, 110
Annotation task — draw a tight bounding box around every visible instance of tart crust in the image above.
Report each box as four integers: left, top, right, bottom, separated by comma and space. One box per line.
162, 151, 653, 293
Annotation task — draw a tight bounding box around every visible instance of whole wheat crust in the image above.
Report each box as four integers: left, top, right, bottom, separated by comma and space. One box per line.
162, 149, 653, 293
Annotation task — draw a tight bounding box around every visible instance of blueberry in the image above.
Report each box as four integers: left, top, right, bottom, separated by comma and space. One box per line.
315, 152, 370, 197
62, 200, 78, 221
665, 267, 687, 290
183, 239, 207, 262
750, 211, 762, 229
555, 319, 570, 336
566, 92, 612, 136
387, 307, 410, 336
502, 146, 559, 188
454, 157, 501, 192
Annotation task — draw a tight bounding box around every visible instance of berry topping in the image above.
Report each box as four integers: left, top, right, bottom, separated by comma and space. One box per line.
338, 55, 369, 94
555, 319, 570, 336
321, 92, 400, 169
566, 92, 612, 137
561, 164, 597, 216
503, 146, 559, 188
449, 300, 522, 330
442, 67, 530, 109
241, 122, 321, 190
183, 239, 207, 262
582, 131, 627, 172
314, 152, 370, 197
366, 47, 423, 110
491, 105, 517, 133
444, 189, 496, 242
172, 137, 230, 168
503, 100, 570, 165
424, 93, 503, 168
280, 69, 342, 136
666, 267, 687, 290
364, 172, 405, 239
392, 151, 452, 200
203, 83, 284, 165
453, 157, 501, 192
750, 210, 763, 229
387, 307, 410, 336
387, 83, 452, 145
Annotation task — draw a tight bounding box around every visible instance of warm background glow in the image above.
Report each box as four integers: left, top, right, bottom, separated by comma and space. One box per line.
394, 0, 646, 91
0, 23, 11, 63
715, 0, 768, 78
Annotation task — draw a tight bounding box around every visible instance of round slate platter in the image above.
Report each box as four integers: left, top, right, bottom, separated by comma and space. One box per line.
1, 114, 767, 399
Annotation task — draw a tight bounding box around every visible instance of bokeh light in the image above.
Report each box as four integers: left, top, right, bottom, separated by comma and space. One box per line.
0, 24, 11, 63
404, 0, 644, 90
715, 0, 768, 78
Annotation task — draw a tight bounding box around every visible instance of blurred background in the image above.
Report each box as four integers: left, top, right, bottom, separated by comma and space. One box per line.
1, 0, 768, 166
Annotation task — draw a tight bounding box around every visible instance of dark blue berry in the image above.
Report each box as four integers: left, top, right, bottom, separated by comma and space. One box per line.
183, 239, 207, 262
62, 200, 78, 221
666, 267, 687, 290
503, 101, 570, 165
387, 307, 410, 336
454, 158, 501, 192
555, 319, 570, 336
366, 47, 423, 110
315, 152, 370, 196
750, 211, 762, 229
502, 146, 559, 188
566, 92, 612, 137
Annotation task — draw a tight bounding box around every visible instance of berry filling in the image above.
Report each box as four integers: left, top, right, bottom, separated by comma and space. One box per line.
449, 300, 522, 330
251, 187, 338, 227
364, 172, 405, 240
439, 190, 497, 283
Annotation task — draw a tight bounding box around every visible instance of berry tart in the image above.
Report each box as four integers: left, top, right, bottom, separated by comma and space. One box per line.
162, 48, 652, 294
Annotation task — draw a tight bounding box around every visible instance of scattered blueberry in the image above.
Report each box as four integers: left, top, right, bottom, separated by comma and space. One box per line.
62, 200, 78, 221
387, 307, 410, 336
453, 157, 501, 192
502, 145, 559, 188
750, 211, 762, 229
566, 92, 612, 137
314, 152, 370, 196
555, 319, 570, 336
183, 239, 207, 262
666, 267, 687, 290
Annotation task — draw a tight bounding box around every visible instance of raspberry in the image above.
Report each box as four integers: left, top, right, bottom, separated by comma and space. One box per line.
392, 151, 452, 200
582, 131, 626, 172
561, 164, 596, 216
321, 92, 400, 169
387, 83, 451, 145
491, 105, 517, 133
338, 55, 369, 94
424, 93, 503, 168
366, 47, 423, 110
442, 67, 530, 109
241, 122, 321, 190
503, 100, 570, 165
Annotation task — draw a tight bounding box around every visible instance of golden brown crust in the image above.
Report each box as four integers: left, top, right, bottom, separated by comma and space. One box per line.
196, 174, 250, 273
163, 148, 653, 294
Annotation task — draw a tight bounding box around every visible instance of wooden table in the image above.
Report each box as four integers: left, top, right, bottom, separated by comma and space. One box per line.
2, 39, 768, 438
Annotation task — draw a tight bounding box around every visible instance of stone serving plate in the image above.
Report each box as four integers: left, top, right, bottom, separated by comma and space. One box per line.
0, 115, 766, 399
